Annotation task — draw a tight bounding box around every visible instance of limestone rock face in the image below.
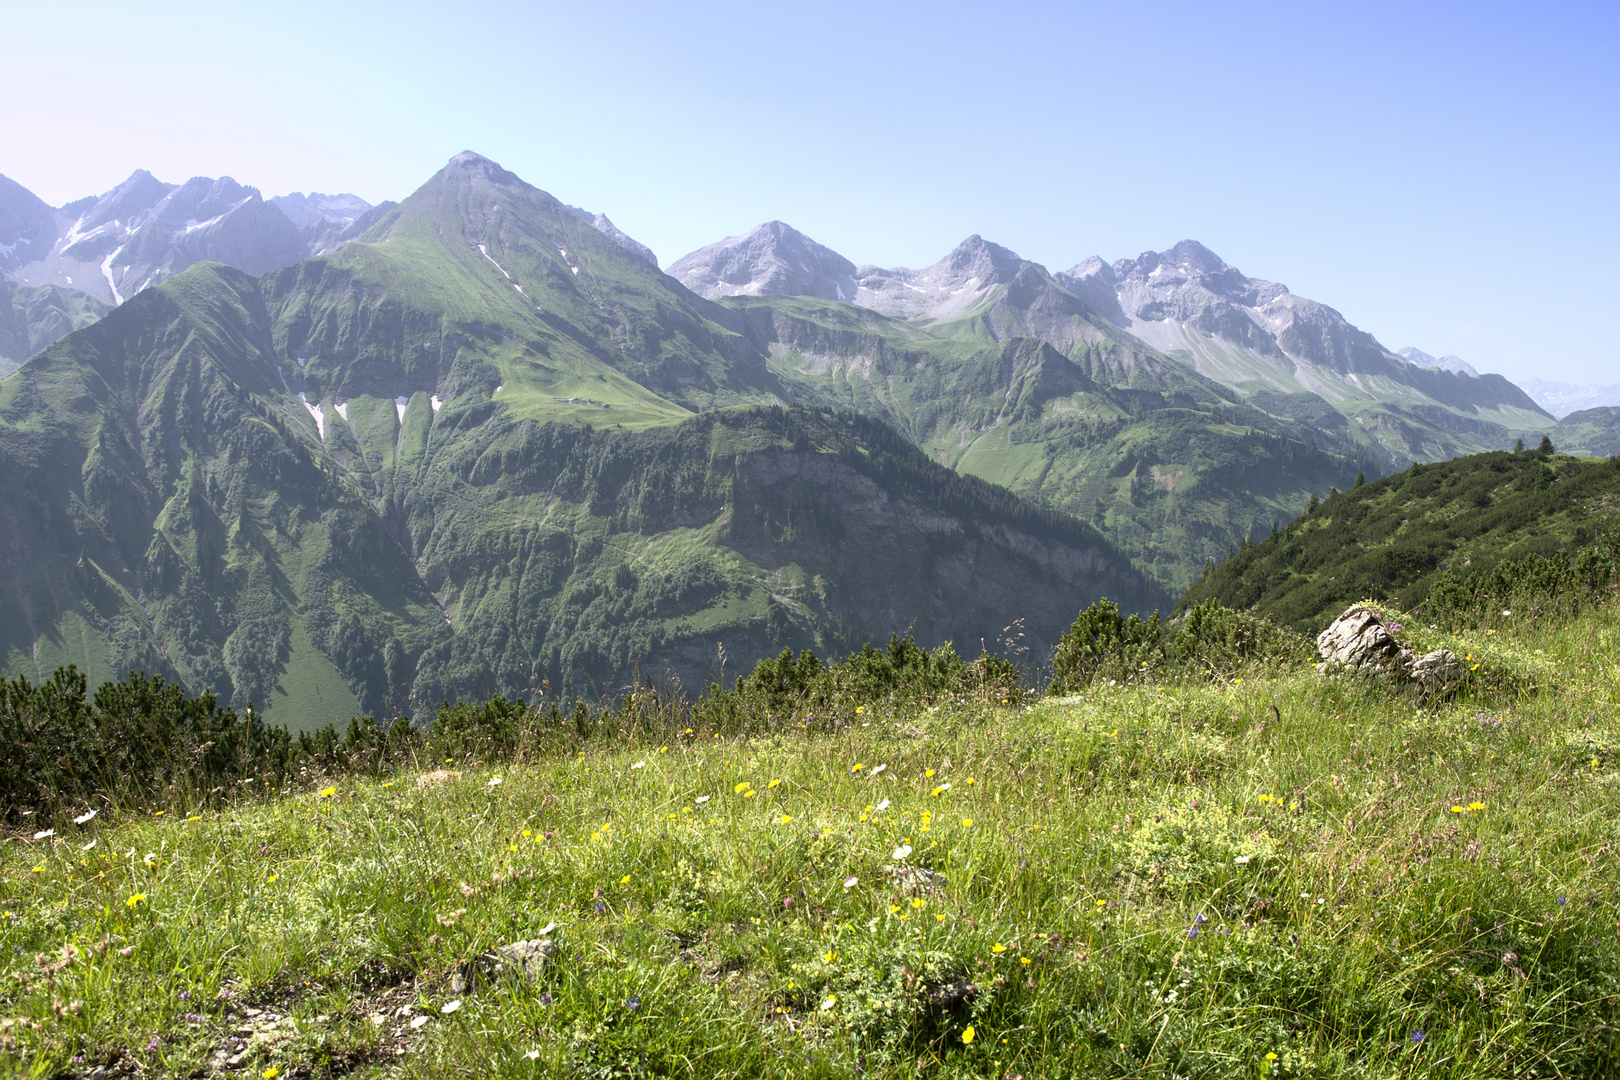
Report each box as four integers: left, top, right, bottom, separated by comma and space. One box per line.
1316, 605, 1413, 676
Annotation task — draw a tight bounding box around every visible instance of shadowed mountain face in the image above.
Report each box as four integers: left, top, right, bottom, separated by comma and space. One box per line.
0, 153, 1161, 727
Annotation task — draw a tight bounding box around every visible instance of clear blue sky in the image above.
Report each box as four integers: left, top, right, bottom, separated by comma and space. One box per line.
5, 0, 1616, 383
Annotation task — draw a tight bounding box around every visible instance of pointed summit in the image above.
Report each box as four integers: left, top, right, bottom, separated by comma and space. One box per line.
936, 235, 1024, 285
668, 222, 857, 301
1161, 239, 1229, 275
442, 151, 524, 187
852, 234, 1035, 321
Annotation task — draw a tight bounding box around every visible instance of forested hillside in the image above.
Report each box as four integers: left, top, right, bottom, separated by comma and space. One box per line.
1178, 443, 1620, 631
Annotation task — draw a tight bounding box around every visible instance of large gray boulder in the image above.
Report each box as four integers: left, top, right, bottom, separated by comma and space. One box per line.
1316, 605, 1462, 696
1316, 605, 1413, 676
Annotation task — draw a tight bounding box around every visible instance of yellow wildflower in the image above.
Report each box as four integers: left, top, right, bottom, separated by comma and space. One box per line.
126, 893, 147, 909
962, 1026, 976, 1044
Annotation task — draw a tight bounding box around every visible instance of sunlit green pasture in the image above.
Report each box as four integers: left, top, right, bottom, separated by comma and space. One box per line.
3, 605, 1618, 1078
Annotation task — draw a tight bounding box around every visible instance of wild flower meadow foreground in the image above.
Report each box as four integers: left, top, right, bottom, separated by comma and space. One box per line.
3, 606, 1619, 1079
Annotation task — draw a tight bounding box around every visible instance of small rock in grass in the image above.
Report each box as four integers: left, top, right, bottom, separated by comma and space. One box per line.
885, 864, 947, 895
1411, 648, 1463, 695
451, 937, 561, 994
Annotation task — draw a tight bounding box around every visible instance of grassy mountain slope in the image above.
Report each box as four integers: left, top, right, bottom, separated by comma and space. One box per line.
1177, 447, 1620, 632
727, 295, 1364, 592
6, 599, 1619, 1076
264, 152, 775, 429
0, 263, 447, 727
0, 244, 1160, 725
0, 278, 111, 375
1555, 407, 1620, 458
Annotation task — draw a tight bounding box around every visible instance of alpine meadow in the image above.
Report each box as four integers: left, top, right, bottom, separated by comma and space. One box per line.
0, 79, 1617, 1080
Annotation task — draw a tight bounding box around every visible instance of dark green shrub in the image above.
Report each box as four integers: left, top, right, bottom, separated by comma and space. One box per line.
1172, 600, 1311, 678
1048, 599, 1163, 692
1422, 529, 1620, 628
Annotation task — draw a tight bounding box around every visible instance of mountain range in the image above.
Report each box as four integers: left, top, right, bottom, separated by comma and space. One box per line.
1517, 377, 1620, 419
0, 153, 1158, 727
1, 153, 1615, 726
0, 169, 390, 373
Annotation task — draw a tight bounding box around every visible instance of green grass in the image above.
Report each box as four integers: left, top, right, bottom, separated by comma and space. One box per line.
5, 602, 1619, 1077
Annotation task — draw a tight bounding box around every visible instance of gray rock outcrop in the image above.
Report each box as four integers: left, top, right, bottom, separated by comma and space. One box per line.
1316, 605, 1462, 696
1316, 605, 1413, 677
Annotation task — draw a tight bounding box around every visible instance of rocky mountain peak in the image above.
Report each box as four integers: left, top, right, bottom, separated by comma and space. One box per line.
668, 221, 857, 301
566, 205, 658, 267
1161, 239, 1229, 275
937, 234, 1025, 286
1063, 255, 1114, 284
270, 191, 373, 230
443, 151, 524, 188
1398, 347, 1479, 378
0, 175, 57, 271
76, 170, 178, 234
